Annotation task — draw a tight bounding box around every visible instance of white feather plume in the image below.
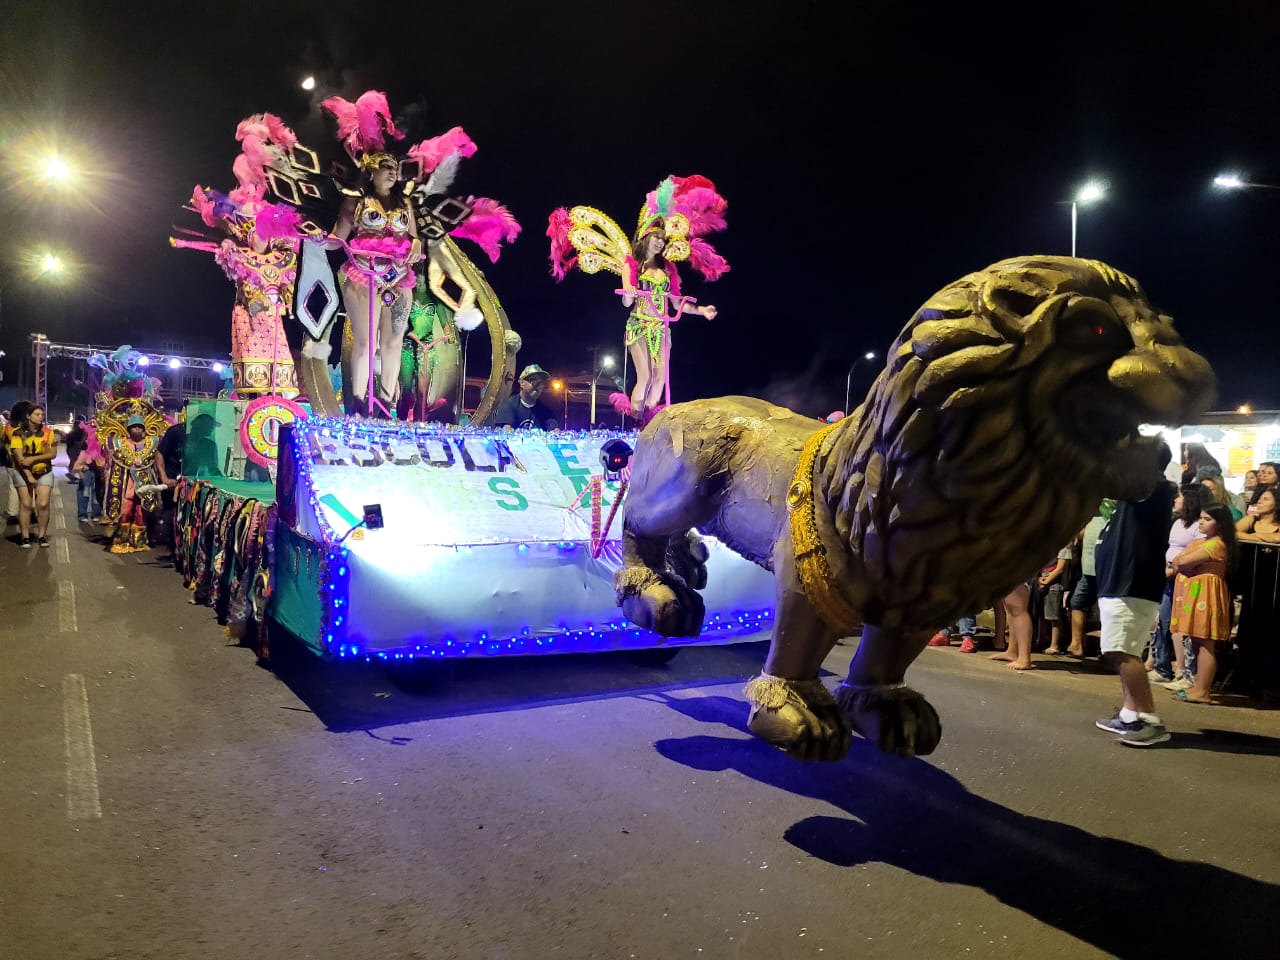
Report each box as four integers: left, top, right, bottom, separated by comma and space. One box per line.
423, 152, 462, 197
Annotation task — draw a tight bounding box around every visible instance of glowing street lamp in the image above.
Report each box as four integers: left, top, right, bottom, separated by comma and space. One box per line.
550, 379, 571, 428
1212, 171, 1280, 192
1069, 180, 1107, 257
844, 350, 878, 417
27, 249, 73, 282
42, 154, 72, 183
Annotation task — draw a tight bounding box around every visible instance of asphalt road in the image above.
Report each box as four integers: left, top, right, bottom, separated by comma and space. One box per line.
2, 471, 1279, 960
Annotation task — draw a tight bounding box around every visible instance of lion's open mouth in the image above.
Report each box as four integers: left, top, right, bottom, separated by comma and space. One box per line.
1058, 375, 1171, 497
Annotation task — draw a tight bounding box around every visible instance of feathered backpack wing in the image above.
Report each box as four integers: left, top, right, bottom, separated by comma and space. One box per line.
565, 206, 632, 278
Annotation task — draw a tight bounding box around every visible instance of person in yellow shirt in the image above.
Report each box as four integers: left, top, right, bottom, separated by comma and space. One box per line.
9, 403, 57, 547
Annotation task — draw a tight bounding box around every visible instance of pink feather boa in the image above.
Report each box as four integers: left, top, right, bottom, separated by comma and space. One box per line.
321, 90, 403, 155
546, 208, 576, 281
450, 196, 521, 263
406, 126, 477, 174
348, 235, 413, 259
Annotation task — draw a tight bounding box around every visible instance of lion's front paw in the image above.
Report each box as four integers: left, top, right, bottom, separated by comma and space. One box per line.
744, 674, 853, 762
833, 682, 941, 757
615, 566, 706, 637
667, 530, 710, 590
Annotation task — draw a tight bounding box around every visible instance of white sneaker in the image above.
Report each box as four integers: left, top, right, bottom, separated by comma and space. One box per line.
1162, 677, 1193, 691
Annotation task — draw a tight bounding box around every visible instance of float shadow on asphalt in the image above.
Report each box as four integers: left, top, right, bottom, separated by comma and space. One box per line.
262, 629, 821, 733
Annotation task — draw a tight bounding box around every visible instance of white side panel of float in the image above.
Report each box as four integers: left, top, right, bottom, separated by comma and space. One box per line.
288, 420, 777, 654
339, 536, 775, 653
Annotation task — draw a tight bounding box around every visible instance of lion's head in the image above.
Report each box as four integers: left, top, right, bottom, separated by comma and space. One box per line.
831, 256, 1216, 629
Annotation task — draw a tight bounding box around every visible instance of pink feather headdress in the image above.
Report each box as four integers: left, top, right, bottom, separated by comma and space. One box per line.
451, 196, 521, 263
321, 90, 403, 158
644, 173, 731, 281
406, 126, 477, 176
229, 112, 299, 206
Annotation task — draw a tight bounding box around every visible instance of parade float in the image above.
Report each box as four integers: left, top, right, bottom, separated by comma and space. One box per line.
166, 93, 775, 664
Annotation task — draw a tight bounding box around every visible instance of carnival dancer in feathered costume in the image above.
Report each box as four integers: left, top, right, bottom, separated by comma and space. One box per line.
171, 113, 310, 399
321, 90, 521, 420
548, 175, 729, 423
90, 347, 174, 554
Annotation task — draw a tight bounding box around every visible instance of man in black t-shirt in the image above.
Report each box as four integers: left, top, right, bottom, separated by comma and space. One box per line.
492, 364, 560, 431
1093, 444, 1176, 748
151, 417, 187, 564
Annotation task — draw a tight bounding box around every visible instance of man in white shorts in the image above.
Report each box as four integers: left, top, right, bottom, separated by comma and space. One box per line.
1092, 445, 1177, 747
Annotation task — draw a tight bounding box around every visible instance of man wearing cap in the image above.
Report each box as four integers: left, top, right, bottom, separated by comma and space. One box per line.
492, 364, 560, 431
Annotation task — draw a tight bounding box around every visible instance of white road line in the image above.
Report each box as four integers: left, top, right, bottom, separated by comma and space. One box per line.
58, 580, 78, 633
62, 674, 103, 821
55, 539, 71, 564
54, 512, 66, 530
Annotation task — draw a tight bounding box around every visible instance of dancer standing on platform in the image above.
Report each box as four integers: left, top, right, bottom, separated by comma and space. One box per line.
548, 174, 730, 424
173, 114, 307, 398
322, 92, 423, 416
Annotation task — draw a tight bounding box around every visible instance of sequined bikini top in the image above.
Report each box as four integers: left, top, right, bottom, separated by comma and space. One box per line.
354, 196, 412, 238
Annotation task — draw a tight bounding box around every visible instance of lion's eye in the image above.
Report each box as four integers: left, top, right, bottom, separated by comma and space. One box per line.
1062, 310, 1131, 350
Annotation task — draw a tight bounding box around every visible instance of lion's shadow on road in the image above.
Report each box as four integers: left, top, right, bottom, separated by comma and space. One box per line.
653, 694, 1280, 959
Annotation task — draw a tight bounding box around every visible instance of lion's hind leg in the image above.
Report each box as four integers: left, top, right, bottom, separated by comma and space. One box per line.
833, 625, 942, 757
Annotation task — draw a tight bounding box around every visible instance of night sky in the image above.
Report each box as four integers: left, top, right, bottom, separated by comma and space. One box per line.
3, 2, 1279, 413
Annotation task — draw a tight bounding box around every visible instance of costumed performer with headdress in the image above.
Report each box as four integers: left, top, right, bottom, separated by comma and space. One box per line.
548, 174, 729, 423
324, 94, 521, 421
321, 91, 424, 416
93, 350, 174, 554
399, 165, 522, 421
171, 114, 308, 398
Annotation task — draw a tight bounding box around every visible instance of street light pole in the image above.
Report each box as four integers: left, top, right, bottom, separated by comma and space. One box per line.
589, 355, 615, 428
1067, 180, 1106, 257
844, 351, 877, 417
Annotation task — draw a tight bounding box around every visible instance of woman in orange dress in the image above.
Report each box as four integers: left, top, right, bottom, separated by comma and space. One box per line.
1169, 503, 1237, 704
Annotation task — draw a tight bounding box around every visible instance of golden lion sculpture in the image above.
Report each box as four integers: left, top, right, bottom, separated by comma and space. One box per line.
614, 256, 1216, 761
